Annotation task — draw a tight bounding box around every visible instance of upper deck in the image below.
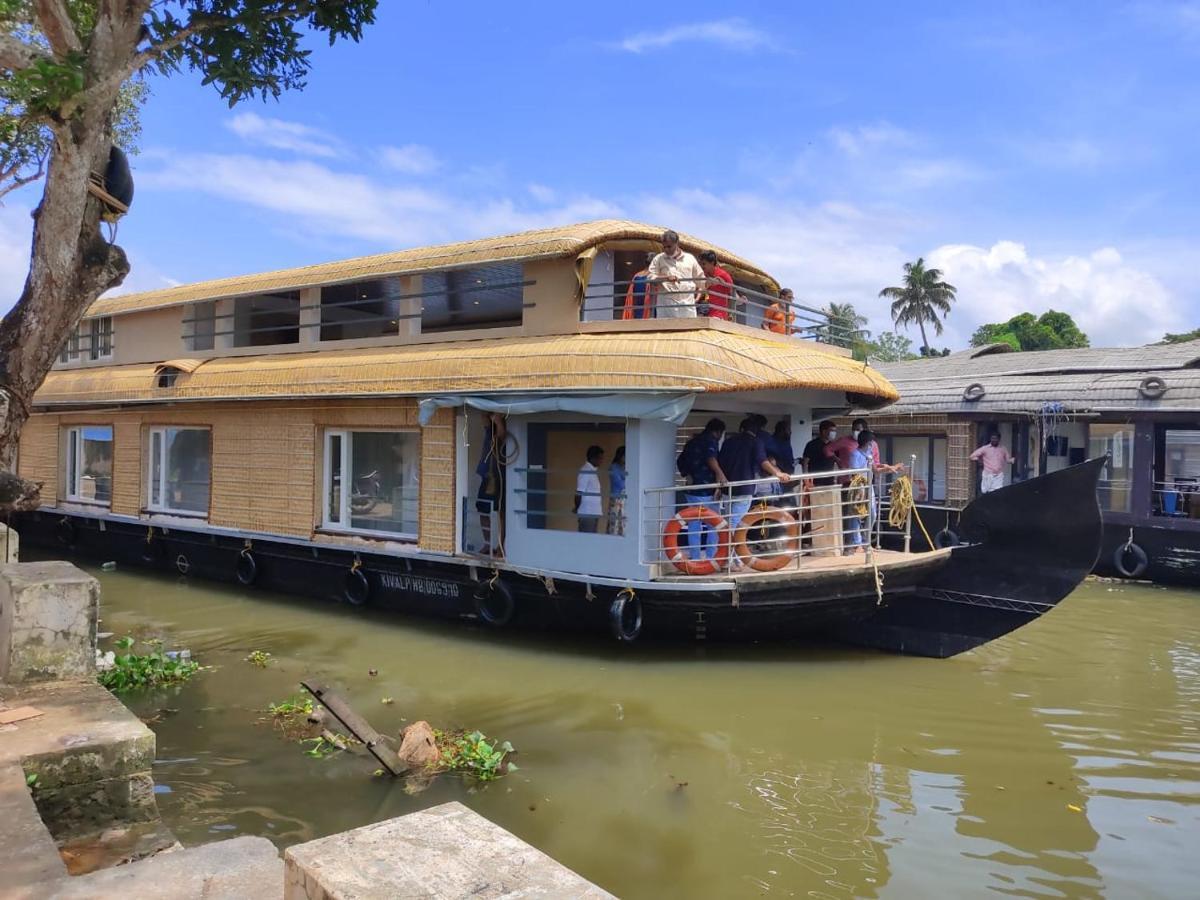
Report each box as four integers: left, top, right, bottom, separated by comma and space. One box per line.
53, 219, 864, 374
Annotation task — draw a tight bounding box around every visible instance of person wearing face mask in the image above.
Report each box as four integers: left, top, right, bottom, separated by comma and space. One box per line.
801, 420, 842, 556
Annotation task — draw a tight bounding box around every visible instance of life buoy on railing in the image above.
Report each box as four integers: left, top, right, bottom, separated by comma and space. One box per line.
474, 574, 514, 626
732, 508, 800, 572
661, 505, 731, 576
609, 588, 643, 642
963, 383, 986, 402
934, 527, 960, 549
236, 549, 258, 586
1113, 540, 1148, 578
344, 559, 370, 606
55, 516, 76, 547
1138, 376, 1167, 399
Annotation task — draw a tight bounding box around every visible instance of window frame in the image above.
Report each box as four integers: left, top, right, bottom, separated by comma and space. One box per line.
321, 427, 419, 541
145, 425, 212, 517
879, 433, 949, 505
64, 424, 113, 506
88, 316, 114, 361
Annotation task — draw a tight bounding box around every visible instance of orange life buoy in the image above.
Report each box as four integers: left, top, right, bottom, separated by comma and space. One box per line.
733, 508, 800, 571
662, 505, 731, 575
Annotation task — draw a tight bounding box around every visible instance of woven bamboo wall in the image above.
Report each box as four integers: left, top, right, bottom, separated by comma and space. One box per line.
838, 414, 974, 506
17, 415, 60, 503
18, 399, 457, 553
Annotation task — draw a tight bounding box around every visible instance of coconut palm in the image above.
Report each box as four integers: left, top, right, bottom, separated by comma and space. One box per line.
879, 259, 957, 353
823, 302, 869, 349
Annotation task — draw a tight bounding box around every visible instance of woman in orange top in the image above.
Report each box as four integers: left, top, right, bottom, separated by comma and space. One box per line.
763, 288, 796, 334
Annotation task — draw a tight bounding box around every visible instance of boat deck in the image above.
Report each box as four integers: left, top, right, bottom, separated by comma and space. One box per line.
652, 547, 954, 587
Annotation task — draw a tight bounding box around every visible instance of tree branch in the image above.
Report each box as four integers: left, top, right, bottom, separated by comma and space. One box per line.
0, 34, 49, 72
0, 152, 49, 201
33, 0, 82, 57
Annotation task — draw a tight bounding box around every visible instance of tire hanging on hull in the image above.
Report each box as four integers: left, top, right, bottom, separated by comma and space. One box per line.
1113, 540, 1148, 579
609, 588, 642, 642
344, 561, 370, 606
236, 550, 259, 586
474, 575, 515, 626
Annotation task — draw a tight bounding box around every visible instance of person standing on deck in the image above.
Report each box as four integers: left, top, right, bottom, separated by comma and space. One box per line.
719, 417, 792, 569
607, 446, 628, 536
843, 431, 875, 555
575, 446, 605, 532
476, 412, 507, 557
764, 288, 797, 335
697, 250, 733, 320
647, 230, 705, 318
769, 419, 797, 510
678, 418, 728, 559
620, 252, 657, 320
971, 432, 1014, 493
802, 420, 842, 556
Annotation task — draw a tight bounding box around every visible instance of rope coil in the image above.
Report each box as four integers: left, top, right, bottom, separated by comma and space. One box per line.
888, 475, 936, 550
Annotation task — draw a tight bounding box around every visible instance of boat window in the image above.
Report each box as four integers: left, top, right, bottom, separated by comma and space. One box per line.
879, 434, 947, 504
64, 425, 113, 505
185, 301, 216, 352
58, 317, 113, 363
232, 291, 300, 347
323, 429, 419, 539
420, 264, 525, 333
1156, 428, 1200, 518
520, 423, 626, 534
319, 278, 402, 341
147, 427, 211, 515
1089, 424, 1134, 513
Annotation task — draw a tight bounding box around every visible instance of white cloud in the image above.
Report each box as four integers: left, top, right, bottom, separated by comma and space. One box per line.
226, 112, 344, 158
926, 240, 1182, 347
829, 123, 916, 157
378, 144, 441, 175
612, 18, 777, 53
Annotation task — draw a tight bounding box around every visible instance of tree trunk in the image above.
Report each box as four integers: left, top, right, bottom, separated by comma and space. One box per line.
0, 6, 146, 506
917, 314, 930, 355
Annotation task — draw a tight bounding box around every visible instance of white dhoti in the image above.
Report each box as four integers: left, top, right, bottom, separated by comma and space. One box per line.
981, 471, 1006, 493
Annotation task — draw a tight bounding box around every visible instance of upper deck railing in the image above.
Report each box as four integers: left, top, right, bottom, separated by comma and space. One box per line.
581, 279, 865, 345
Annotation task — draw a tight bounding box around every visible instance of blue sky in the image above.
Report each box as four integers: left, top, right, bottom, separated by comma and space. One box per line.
2, 0, 1198, 347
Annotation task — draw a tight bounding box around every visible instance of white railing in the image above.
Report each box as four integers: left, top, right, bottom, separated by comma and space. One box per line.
641, 467, 890, 578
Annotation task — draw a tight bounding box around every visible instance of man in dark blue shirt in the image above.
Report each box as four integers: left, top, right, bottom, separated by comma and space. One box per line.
719, 418, 792, 568
678, 418, 727, 559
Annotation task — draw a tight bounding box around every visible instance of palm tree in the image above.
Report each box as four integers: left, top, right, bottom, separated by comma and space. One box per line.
879, 259, 957, 353
823, 302, 869, 349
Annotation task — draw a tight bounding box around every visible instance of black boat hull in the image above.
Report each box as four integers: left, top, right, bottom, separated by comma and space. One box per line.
13, 460, 1104, 658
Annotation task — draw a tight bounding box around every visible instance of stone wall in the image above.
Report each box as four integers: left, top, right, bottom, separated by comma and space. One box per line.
0, 562, 97, 684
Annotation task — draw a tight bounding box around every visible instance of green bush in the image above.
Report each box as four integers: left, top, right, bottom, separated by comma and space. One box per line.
97, 637, 200, 692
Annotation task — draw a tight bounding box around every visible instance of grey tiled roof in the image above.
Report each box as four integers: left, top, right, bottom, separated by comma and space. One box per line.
873, 340, 1200, 415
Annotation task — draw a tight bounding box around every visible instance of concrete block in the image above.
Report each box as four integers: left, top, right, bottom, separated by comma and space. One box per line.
0, 561, 98, 683
0, 680, 157, 840
40, 835, 284, 899
284, 801, 614, 899
0, 764, 68, 896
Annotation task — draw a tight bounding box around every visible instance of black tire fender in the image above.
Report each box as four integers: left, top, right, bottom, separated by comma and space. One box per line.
609, 590, 643, 643
55, 516, 76, 547
140, 531, 161, 564
344, 566, 370, 606
1113, 541, 1149, 578
236, 550, 258, 586
963, 383, 986, 402
934, 528, 960, 549
474, 577, 515, 627
1138, 376, 1167, 399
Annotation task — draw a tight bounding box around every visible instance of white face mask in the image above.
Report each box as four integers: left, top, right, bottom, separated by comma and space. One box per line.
828, 430, 838, 441
853, 428, 862, 439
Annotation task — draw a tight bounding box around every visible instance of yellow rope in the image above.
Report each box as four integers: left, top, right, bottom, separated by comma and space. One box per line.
888, 475, 936, 551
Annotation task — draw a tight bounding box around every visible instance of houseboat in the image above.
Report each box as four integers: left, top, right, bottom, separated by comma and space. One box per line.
856, 341, 1200, 586
12, 221, 1104, 657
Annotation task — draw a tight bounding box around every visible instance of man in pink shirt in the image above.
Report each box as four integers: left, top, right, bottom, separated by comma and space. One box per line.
970, 432, 1014, 493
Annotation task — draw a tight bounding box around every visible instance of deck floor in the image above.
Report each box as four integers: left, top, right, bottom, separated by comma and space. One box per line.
654, 547, 953, 585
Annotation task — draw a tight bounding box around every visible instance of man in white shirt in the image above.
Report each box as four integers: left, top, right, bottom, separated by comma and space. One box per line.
575, 445, 605, 532
647, 229, 705, 318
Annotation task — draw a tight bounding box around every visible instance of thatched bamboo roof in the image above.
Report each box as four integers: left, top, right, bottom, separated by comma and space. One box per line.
35, 329, 897, 407
89, 220, 779, 318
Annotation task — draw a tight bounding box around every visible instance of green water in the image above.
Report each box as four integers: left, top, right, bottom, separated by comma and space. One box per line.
88, 566, 1198, 899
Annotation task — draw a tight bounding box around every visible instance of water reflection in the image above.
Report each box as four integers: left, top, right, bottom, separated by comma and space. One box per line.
78, 561, 1200, 900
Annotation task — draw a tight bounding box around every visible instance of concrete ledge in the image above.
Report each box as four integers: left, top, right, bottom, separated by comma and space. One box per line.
0, 561, 98, 683
284, 801, 613, 899
0, 763, 68, 895
40, 835, 284, 900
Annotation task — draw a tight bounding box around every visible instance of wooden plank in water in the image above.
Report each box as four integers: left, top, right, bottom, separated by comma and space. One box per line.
300, 681, 405, 776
